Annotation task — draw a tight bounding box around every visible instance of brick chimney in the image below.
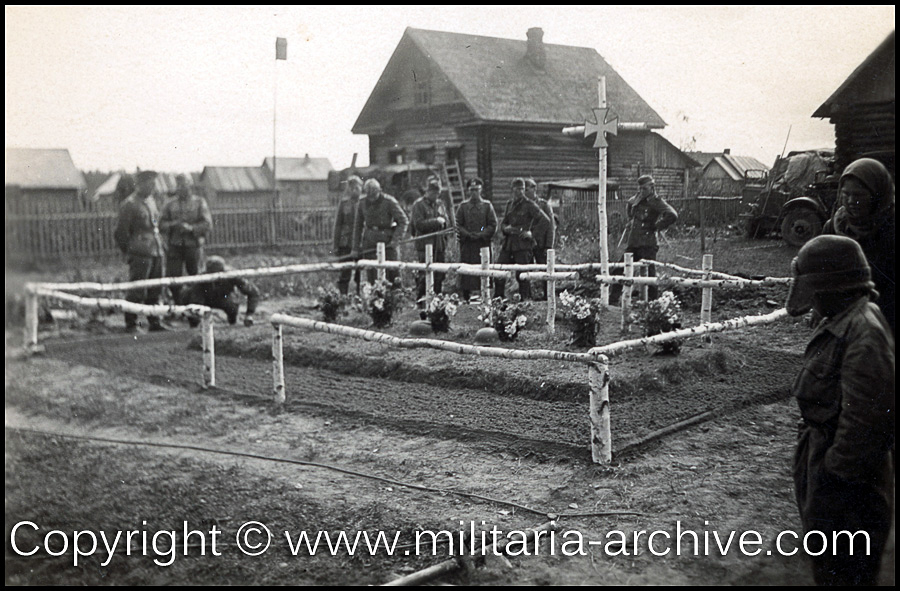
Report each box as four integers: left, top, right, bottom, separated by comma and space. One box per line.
723, 148, 731, 155
526, 27, 546, 69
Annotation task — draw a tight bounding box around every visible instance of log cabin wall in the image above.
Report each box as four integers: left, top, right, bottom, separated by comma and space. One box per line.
833, 103, 895, 175
486, 125, 598, 211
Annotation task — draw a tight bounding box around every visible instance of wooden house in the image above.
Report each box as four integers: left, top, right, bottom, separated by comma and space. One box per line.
200, 166, 275, 210
691, 150, 769, 197
352, 27, 697, 211
5, 148, 87, 214
813, 31, 895, 176
263, 155, 334, 207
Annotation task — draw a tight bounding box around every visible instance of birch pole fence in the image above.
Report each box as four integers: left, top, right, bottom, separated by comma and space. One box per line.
25, 286, 215, 387
269, 308, 790, 463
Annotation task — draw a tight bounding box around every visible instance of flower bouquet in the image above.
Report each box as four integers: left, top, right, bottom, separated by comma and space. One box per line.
630, 290, 683, 354
558, 290, 604, 347
420, 293, 461, 333
478, 295, 530, 342
316, 285, 350, 322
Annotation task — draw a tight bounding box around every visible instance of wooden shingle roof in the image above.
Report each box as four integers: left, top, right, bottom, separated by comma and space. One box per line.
354, 27, 666, 132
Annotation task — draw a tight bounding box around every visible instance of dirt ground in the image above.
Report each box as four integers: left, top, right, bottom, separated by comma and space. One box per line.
5, 235, 895, 585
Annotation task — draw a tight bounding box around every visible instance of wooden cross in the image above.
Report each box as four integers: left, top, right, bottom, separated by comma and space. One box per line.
583, 107, 618, 149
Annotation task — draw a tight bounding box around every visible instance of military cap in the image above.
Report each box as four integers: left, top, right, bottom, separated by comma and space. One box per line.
426, 176, 442, 191
466, 177, 484, 189
637, 174, 655, 186
136, 170, 159, 184
785, 235, 874, 317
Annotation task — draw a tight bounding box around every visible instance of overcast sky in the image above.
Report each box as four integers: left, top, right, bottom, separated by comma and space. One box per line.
5, 5, 895, 175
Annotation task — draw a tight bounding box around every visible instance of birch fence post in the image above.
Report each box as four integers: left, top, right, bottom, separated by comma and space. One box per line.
377, 242, 387, 285
621, 253, 633, 333
589, 356, 612, 464
480, 247, 491, 304
546, 249, 556, 333
701, 253, 714, 340
273, 322, 285, 405
201, 310, 216, 388
425, 243, 434, 298
640, 265, 649, 302
24, 285, 39, 352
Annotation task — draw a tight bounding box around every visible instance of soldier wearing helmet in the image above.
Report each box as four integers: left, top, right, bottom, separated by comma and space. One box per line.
180, 256, 260, 327
787, 234, 894, 586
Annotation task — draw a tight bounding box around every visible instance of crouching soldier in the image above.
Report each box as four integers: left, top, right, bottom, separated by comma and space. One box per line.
180, 256, 260, 327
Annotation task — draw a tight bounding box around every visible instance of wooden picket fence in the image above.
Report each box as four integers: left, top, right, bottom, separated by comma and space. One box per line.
5, 206, 335, 262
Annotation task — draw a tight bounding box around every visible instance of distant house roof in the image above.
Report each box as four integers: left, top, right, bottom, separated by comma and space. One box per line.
685, 151, 721, 169
704, 153, 769, 182
202, 166, 274, 192
5, 148, 86, 190
354, 27, 666, 133
814, 30, 895, 118
263, 156, 333, 182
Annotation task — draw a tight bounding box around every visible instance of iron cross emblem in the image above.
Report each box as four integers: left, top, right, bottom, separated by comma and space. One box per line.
583, 107, 618, 149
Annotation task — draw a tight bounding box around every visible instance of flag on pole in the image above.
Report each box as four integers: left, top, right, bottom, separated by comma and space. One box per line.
276, 37, 287, 60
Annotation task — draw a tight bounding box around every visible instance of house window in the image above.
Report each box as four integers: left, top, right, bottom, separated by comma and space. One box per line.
415, 78, 432, 106
416, 147, 435, 164
388, 149, 406, 164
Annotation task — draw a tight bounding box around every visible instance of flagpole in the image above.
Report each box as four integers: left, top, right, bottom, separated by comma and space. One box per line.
273, 46, 278, 207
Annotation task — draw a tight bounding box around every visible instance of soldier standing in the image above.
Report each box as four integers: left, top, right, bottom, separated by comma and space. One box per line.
615, 174, 678, 301
410, 176, 451, 299
455, 177, 497, 302
352, 179, 409, 286
524, 177, 555, 300
494, 178, 550, 300
332, 175, 363, 295
786, 235, 894, 585
159, 174, 213, 302
113, 170, 168, 332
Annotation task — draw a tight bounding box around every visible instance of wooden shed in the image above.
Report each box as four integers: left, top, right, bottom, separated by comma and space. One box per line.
813, 31, 895, 176
5, 148, 87, 214
200, 166, 275, 210
263, 155, 335, 207
352, 27, 695, 212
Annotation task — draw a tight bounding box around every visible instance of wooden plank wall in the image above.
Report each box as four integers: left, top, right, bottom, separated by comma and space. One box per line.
489, 126, 597, 212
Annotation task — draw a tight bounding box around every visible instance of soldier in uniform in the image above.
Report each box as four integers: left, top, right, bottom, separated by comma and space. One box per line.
494, 178, 551, 300
159, 174, 213, 302
786, 235, 894, 586
455, 177, 498, 302
113, 170, 168, 333
410, 176, 451, 299
351, 178, 409, 286
524, 178, 555, 300
614, 174, 678, 302
332, 175, 363, 295
180, 255, 260, 328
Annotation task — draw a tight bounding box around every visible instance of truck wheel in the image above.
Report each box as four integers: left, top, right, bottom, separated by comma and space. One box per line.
780, 207, 822, 247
